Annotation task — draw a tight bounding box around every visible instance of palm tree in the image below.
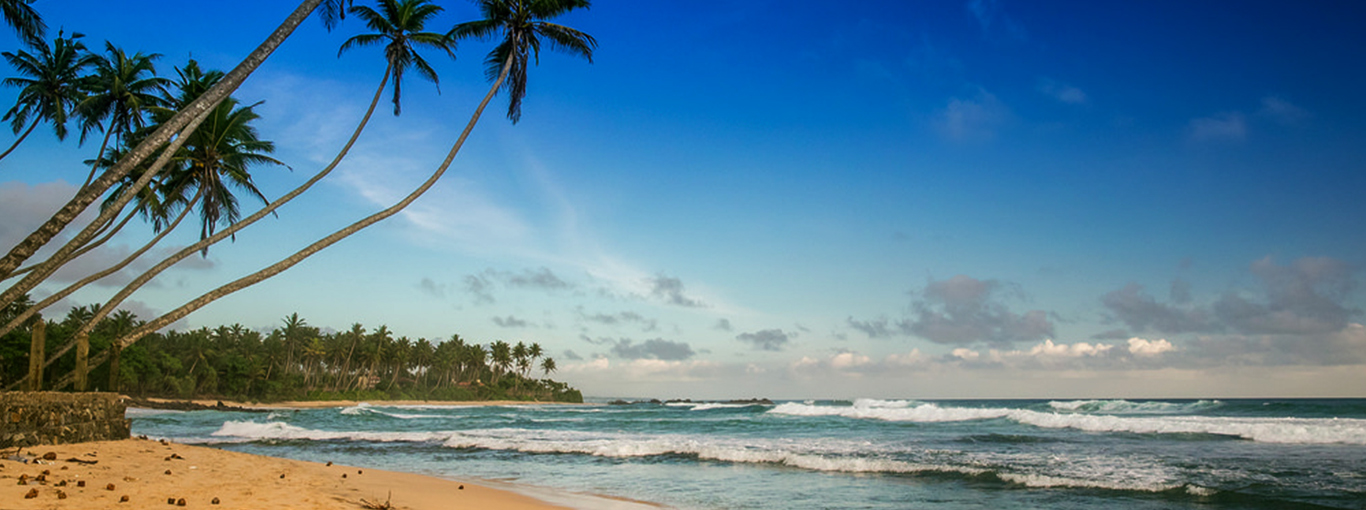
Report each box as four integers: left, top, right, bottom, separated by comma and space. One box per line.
1, 0, 432, 340
0, 0, 330, 285
338, 0, 454, 115
489, 340, 511, 384
540, 356, 556, 377
155, 61, 284, 253
449, 0, 597, 123
0, 31, 95, 162
0, 0, 45, 48
75, 42, 170, 187
67, 0, 597, 384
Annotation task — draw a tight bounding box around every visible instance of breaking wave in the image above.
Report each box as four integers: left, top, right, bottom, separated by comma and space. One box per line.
1047, 399, 1222, 415
768, 402, 1366, 444
210, 421, 1205, 493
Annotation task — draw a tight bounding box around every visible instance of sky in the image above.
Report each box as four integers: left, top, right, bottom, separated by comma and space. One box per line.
2, 0, 1365, 399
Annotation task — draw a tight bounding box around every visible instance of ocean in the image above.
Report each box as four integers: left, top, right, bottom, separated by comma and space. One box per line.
129, 398, 1366, 509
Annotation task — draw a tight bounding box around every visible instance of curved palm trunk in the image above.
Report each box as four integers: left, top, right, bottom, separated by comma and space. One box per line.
1, 189, 202, 391
52, 66, 392, 361
7, 206, 138, 280
0, 103, 214, 313
81, 126, 117, 189
0, 0, 324, 282
101, 54, 517, 368
0, 118, 40, 162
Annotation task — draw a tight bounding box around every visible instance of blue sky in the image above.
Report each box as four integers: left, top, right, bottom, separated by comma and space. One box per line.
3, 0, 1365, 398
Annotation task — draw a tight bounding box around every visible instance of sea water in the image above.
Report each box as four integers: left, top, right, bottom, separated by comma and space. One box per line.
129, 398, 1366, 509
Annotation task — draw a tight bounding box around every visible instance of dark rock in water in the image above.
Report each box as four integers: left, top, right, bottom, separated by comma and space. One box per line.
124, 398, 268, 413
648, 399, 663, 405
607, 400, 630, 405
723, 398, 774, 406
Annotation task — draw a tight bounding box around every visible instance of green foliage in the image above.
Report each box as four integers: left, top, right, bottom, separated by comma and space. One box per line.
0, 306, 581, 403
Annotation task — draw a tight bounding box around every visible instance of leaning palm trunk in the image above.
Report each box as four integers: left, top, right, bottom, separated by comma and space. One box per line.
44, 54, 522, 392
0, 187, 203, 351
81, 125, 117, 189
0, 117, 40, 161
0, 0, 325, 282
4, 205, 134, 280
0, 103, 216, 314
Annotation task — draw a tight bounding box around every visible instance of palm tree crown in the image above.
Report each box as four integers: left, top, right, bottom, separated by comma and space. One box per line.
338, 0, 455, 115
449, 0, 596, 124
0, 0, 45, 48
1, 31, 95, 150
76, 42, 169, 148
153, 60, 285, 253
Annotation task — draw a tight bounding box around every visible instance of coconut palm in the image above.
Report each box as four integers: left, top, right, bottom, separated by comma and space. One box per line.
0, 31, 95, 162
154, 60, 284, 252
75, 42, 170, 187
0, 0, 327, 285
449, 0, 597, 123
62, 0, 597, 386
1, 0, 45, 48
338, 0, 454, 115
8, 0, 433, 324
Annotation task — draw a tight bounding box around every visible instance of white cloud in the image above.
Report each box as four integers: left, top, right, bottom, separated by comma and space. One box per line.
1128, 337, 1175, 356
1257, 96, 1310, 126
934, 89, 1010, 142
1037, 78, 1088, 105
1027, 339, 1114, 357
1187, 112, 1247, 142
951, 348, 980, 361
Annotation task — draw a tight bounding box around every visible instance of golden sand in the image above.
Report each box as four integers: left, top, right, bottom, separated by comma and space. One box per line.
0, 438, 564, 509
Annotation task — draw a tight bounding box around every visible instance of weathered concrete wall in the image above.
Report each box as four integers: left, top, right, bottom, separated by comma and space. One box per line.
0, 392, 129, 448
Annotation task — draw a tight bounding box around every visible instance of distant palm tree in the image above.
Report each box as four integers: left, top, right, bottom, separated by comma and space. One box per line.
540, 356, 556, 377
0, 0, 45, 48
338, 0, 454, 115
76, 42, 170, 187
490, 340, 512, 384
0, 31, 95, 161
449, 0, 597, 123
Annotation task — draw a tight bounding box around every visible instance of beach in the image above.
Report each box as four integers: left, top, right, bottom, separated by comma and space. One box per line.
0, 438, 565, 510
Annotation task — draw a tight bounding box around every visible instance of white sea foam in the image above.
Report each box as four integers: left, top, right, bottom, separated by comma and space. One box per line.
770, 401, 1010, 422
338, 402, 446, 419
212, 420, 451, 443
1047, 399, 1221, 415
207, 421, 1218, 493
768, 402, 1366, 444
690, 403, 749, 411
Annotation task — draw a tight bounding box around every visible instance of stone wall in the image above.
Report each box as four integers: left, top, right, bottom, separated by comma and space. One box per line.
0, 392, 129, 448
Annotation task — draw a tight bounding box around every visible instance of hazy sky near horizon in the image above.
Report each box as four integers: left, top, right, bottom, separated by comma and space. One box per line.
3, 0, 1365, 399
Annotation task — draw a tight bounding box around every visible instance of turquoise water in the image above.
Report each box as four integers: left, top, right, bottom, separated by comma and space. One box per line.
129, 398, 1366, 509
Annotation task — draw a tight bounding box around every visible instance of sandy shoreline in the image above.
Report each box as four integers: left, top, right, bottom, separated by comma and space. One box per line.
0, 438, 574, 510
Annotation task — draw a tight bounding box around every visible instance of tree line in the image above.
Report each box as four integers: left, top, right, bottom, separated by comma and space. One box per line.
0, 0, 597, 392
0, 299, 580, 402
